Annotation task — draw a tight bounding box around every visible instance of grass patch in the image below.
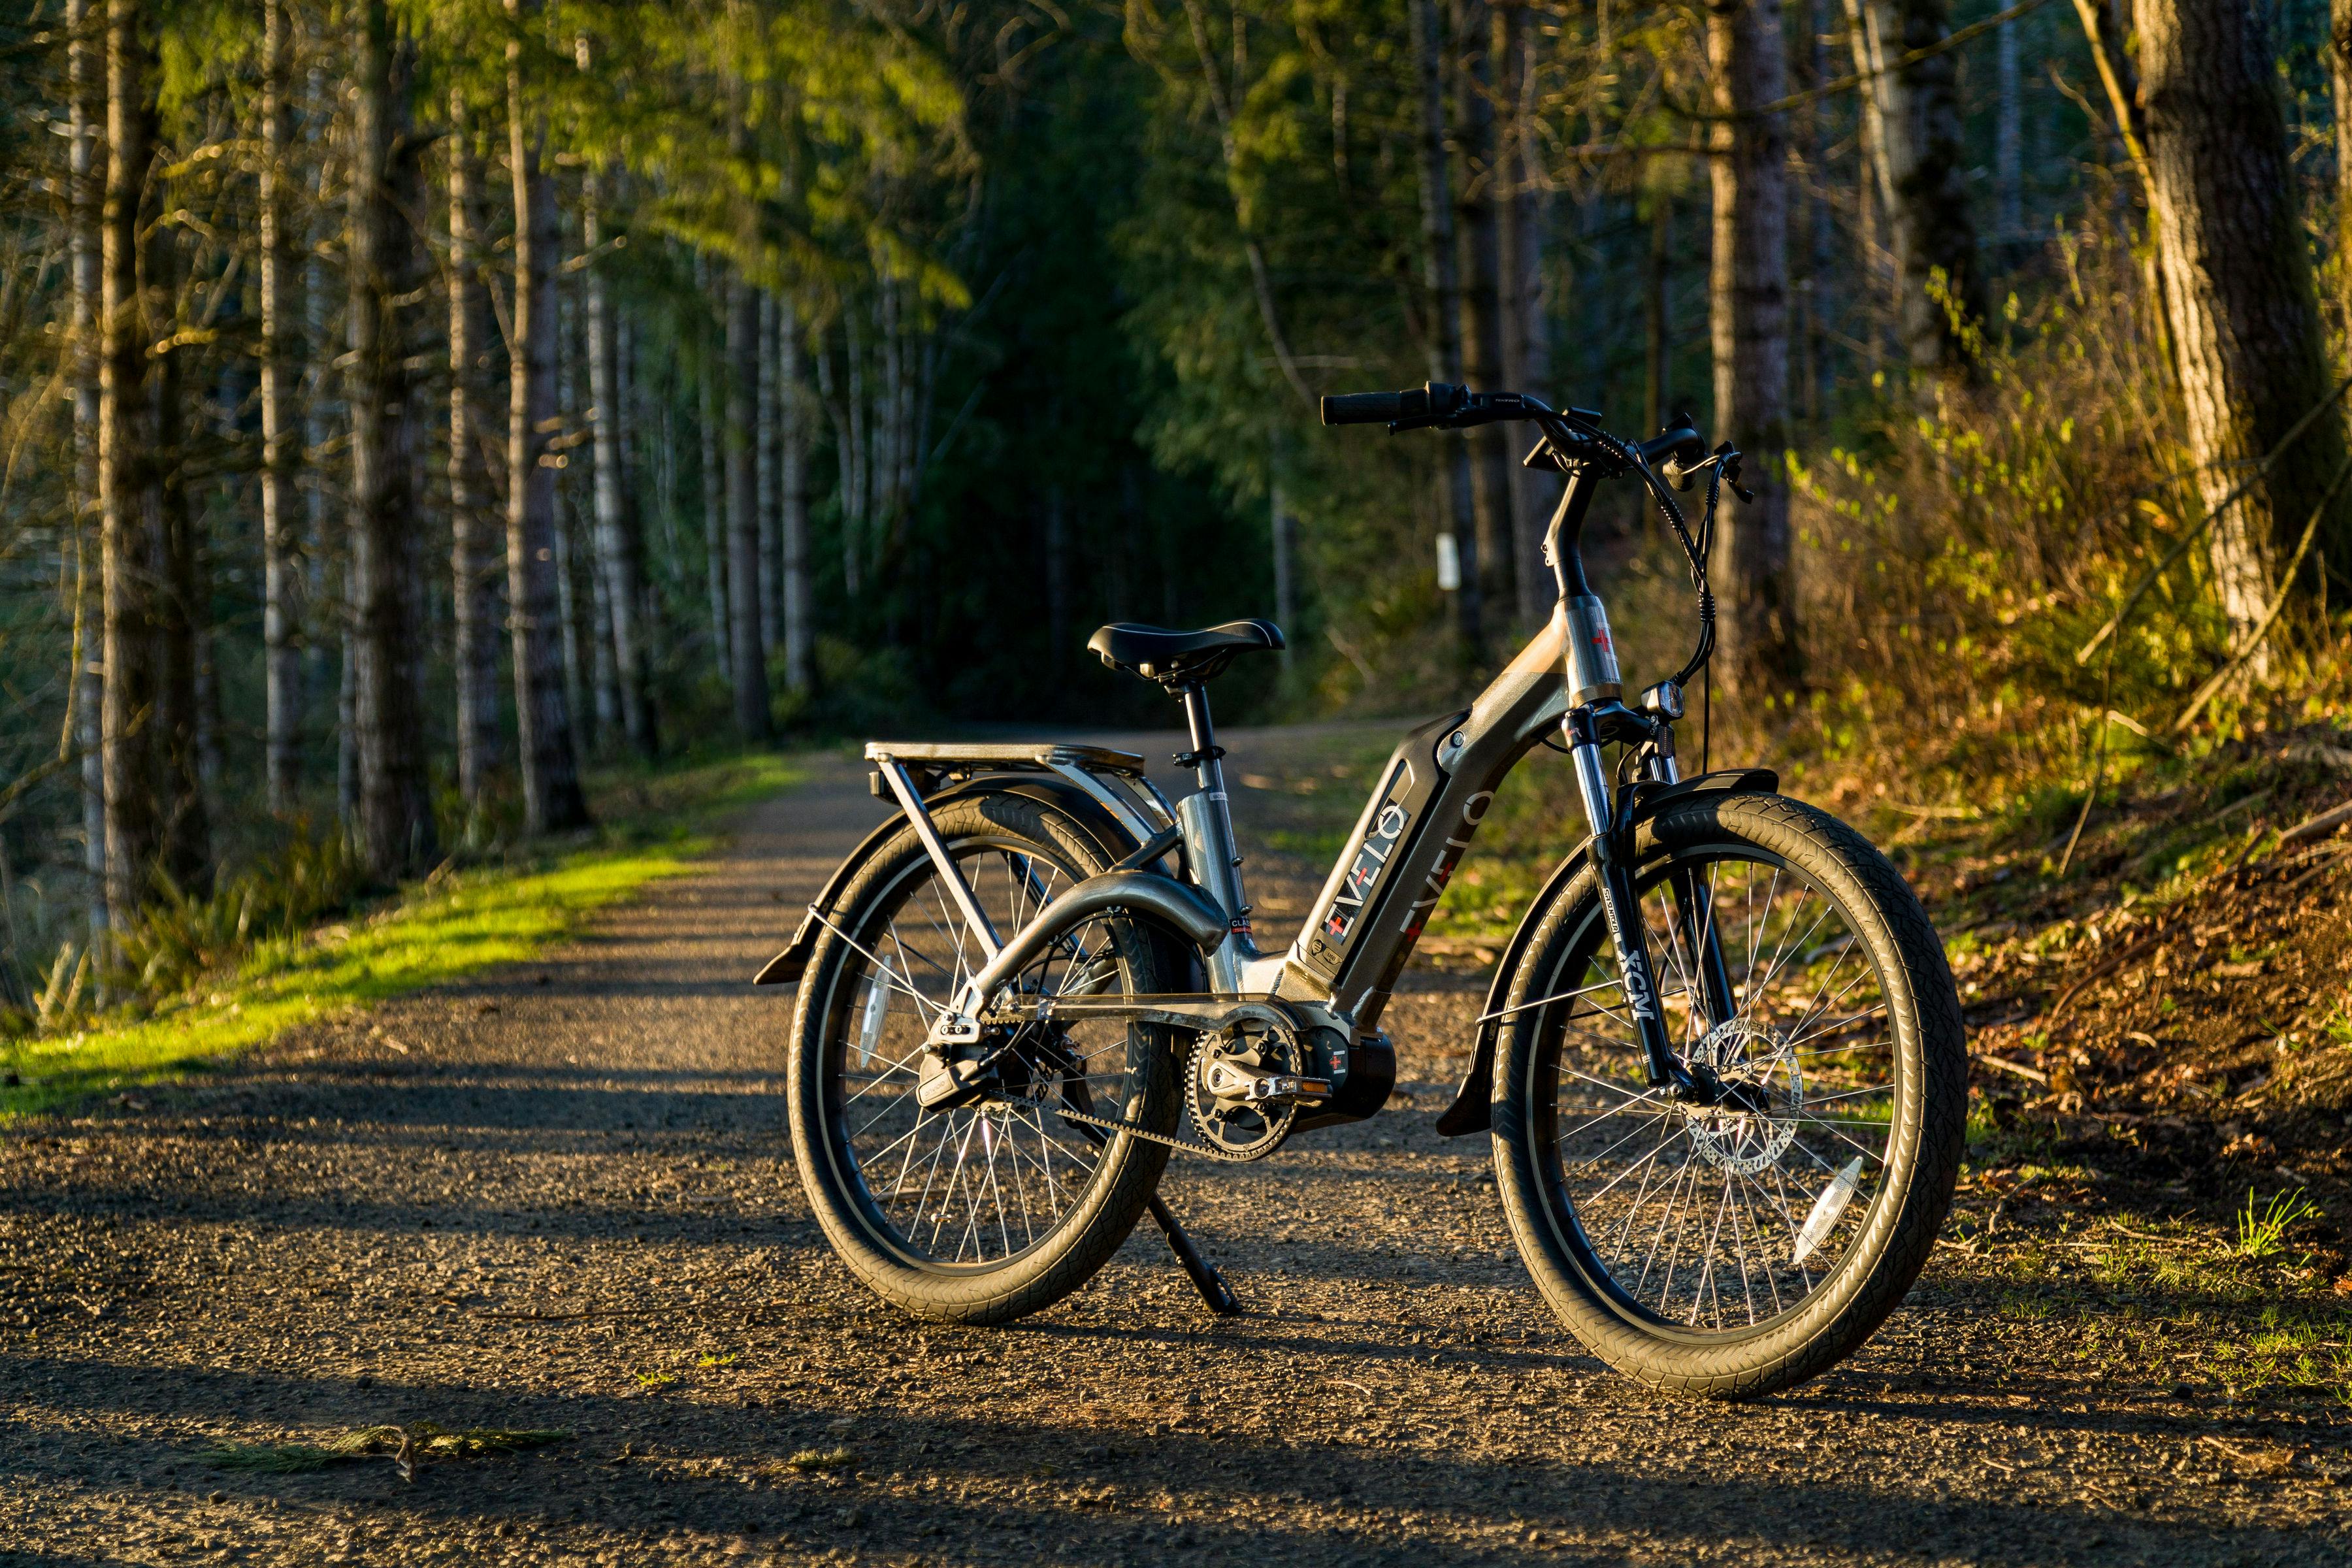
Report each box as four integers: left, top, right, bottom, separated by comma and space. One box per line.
203, 1424, 572, 1481
1, 753, 802, 1124
785, 1446, 856, 1472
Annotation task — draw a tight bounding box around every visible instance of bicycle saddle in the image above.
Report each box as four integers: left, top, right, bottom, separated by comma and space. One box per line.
1088, 619, 1285, 685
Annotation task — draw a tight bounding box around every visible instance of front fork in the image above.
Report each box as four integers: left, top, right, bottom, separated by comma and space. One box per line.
1561, 707, 1737, 1095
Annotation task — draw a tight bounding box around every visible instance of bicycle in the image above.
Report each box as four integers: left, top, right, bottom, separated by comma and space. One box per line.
760, 382, 1968, 1397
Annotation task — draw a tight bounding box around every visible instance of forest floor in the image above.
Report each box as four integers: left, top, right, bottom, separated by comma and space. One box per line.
2, 727, 2348, 1567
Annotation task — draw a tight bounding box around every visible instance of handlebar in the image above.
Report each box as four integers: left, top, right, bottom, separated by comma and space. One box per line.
1322, 382, 1717, 487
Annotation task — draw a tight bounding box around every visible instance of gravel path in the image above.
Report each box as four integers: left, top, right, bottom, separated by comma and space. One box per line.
3, 732, 2345, 1567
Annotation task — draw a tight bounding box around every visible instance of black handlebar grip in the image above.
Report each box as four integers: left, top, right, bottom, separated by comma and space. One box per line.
1321, 391, 1407, 427
1636, 423, 1707, 468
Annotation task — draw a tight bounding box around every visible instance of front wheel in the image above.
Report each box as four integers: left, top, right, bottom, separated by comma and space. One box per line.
1492, 791, 1967, 1397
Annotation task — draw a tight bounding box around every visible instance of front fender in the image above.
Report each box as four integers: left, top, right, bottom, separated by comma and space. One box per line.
1432, 767, 1776, 1136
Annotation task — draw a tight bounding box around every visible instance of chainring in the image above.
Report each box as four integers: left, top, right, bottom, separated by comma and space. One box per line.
1184, 1025, 1300, 1162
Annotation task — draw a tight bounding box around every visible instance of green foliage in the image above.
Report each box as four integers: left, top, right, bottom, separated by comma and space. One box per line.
2235, 1186, 2323, 1262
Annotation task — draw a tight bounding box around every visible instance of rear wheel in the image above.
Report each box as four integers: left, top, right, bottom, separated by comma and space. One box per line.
785, 792, 1184, 1324
1492, 792, 1966, 1397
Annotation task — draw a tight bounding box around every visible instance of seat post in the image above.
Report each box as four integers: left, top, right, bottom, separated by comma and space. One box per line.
1173, 683, 1253, 972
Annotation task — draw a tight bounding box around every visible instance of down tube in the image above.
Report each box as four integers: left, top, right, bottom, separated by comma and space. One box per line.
1291, 613, 1571, 1034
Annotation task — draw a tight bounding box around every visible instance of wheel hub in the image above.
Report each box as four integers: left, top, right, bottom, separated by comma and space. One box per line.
1681, 1018, 1799, 1175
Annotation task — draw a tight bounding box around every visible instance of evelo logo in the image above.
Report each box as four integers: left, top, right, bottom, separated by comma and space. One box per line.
1402, 789, 1494, 941
1322, 764, 1414, 944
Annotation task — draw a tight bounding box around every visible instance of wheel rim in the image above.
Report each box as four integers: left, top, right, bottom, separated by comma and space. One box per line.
1530, 845, 1903, 1337
818, 836, 1154, 1271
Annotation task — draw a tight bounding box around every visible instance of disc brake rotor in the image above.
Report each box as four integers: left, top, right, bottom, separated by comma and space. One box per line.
1682, 1018, 1799, 1176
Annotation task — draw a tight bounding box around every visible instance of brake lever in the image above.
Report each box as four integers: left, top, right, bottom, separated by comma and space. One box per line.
1716, 444, 1756, 504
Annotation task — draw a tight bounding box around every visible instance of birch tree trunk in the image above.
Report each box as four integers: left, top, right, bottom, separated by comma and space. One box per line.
585, 173, 655, 758
779, 293, 814, 692
260, 0, 301, 813
725, 269, 771, 739
506, 0, 591, 833
347, 0, 437, 878
1411, 0, 1482, 653
1708, 0, 1800, 694
1842, 0, 1983, 372
68, 0, 106, 937
448, 95, 502, 816
1454, 0, 1516, 625
2139, 0, 2352, 634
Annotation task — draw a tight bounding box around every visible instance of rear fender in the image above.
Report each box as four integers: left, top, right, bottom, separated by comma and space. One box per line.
1432, 768, 1777, 1136
752, 774, 1145, 987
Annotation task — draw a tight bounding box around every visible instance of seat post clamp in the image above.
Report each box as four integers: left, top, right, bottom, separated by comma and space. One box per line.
1172, 745, 1227, 769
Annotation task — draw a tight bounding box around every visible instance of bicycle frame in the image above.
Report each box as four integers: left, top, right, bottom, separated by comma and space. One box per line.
875, 449, 1729, 1107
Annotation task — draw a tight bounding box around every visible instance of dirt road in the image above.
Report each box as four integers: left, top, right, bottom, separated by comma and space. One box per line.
3, 731, 2345, 1566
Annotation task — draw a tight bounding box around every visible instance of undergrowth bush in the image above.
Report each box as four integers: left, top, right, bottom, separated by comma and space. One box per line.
1786, 224, 2351, 811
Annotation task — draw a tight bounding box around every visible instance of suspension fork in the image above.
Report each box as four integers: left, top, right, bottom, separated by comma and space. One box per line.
1647, 745, 1739, 1032
1561, 706, 1683, 1089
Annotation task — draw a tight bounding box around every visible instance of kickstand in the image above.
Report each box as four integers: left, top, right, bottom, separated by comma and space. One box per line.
1146, 1191, 1242, 1317
1070, 1120, 1241, 1315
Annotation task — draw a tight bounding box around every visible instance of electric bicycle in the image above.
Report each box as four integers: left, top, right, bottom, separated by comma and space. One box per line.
759, 383, 1967, 1397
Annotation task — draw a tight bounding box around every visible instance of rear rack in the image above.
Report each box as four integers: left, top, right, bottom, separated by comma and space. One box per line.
864, 740, 1151, 776
864, 740, 1177, 845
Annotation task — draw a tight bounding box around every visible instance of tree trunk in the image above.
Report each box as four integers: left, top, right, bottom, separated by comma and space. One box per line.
1270, 453, 1297, 670
844, 308, 870, 596
1995, 7, 2023, 246
448, 93, 502, 817
698, 359, 732, 688
1644, 201, 1672, 436
779, 292, 814, 693
1411, 0, 1482, 653
756, 290, 781, 649
1045, 485, 1070, 681
1454, 0, 1516, 625
505, 3, 590, 834
1707, 0, 1799, 695
68, 0, 106, 938
815, 323, 858, 598
1498, 2, 1555, 623
150, 306, 210, 893
2140, 0, 2352, 634
348, 0, 437, 879
260, 0, 301, 813
1843, 0, 1983, 372
725, 270, 771, 739
99, 1, 169, 919
584, 173, 655, 759
2332, 0, 2352, 300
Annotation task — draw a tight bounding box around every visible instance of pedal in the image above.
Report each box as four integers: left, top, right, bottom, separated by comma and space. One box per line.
1198, 1055, 1331, 1105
